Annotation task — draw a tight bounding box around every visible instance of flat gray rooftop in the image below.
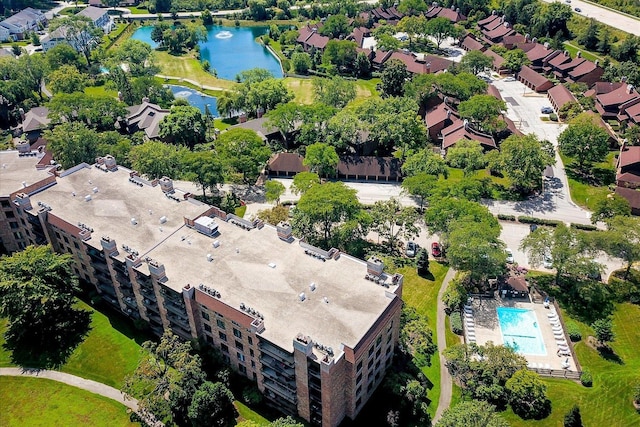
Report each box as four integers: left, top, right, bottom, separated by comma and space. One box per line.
31, 165, 206, 259
144, 221, 398, 352
0, 151, 53, 197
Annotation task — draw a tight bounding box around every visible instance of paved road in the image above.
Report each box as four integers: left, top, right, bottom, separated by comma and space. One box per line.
541, 0, 640, 36
433, 267, 458, 424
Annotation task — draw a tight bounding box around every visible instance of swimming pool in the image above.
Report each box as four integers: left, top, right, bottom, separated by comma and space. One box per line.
497, 307, 547, 356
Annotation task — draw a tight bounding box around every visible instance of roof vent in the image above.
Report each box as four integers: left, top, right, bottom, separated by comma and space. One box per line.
576, 51, 581, 57
207, 254, 213, 262
323, 297, 329, 304
213, 240, 220, 248
85, 195, 92, 202
92, 187, 99, 193
159, 216, 167, 224
21, 181, 27, 188
299, 292, 306, 302
130, 218, 137, 225
268, 262, 276, 268
309, 282, 316, 291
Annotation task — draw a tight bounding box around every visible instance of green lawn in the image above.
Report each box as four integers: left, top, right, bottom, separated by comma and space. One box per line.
155, 51, 236, 90
398, 263, 450, 417
503, 303, 640, 426
126, 6, 152, 14
235, 401, 271, 425
84, 85, 119, 98
559, 151, 616, 211
562, 42, 604, 63
0, 376, 139, 426
0, 300, 145, 388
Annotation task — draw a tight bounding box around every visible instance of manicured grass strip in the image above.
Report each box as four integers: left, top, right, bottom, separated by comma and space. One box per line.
0, 376, 139, 426
155, 51, 236, 90
84, 86, 119, 98
0, 300, 145, 388
399, 263, 450, 416
235, 401, 270, 425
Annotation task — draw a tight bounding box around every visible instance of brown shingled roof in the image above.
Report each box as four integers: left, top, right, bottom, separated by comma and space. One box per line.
618, 146, 640, 168
615, 186, 640, 211
547, 85, 577, 110
337, 156, 402, 180
597, 84, 639, 107
267, 153, 307, 174
517, 66, 554, 91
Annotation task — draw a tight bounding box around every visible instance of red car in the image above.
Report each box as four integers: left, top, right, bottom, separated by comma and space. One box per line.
431, 242, 442, 257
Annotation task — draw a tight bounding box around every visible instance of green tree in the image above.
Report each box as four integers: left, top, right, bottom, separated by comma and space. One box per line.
354, 52, 372, 78
248, 0, 269, 21
591, 194, 631, 225
216, 128, 272, 183
312, 76, 356, 109
401, 173, 438, 210
0, 246, 91, 367
564, 405, 584, 427
380, 59, 410, 97
398, 0, 428, 15
45, 43, 82, 71
400, 307, 437, 366
322, 39, 357, 72
266, 102, 302, 144
426, 17, 454, 50
201, 9, 214, 26
181, 151, 225, 199
293, 182, 360, 247
597, 216, 640, 279
459, 50, 493, 75
424, 197, 499, 242
291, 52, 312, 74
458, 94, 506, 133
503, 48, 531, 73
320, 14, 350, 38
129, 141, 187, 179
110, 39, 157, 77
291, 171, 320, 195
159, 106, 206, 149
437, 400, 508, 427
591, 318, 615, 346
446, 140, 487, 176
270, 417, 305, 427
45, 122, 98, 169
47, 92, 127, 131
505, 369, 549, 419
375, 33, 402, 51
48, 64, 86, 94
578, 18, 599, 50
265, 180, 286, 204
325, 110, 361, 152
558, 112, 610, 172
370, 198, 420, 253
188, 381, 236, 427
49, 15, 103, 65
499, 133, 555, 194
399, 15, 429, 49
240, 78, 294, 116
303, 143, 339, 177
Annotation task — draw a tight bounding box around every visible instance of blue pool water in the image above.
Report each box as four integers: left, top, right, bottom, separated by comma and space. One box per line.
130, 26, 282, 80
497, 307, 547, 356
167, 85, 219, 116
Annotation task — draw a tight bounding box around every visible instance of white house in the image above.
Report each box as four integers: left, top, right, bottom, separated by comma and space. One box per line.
0, 7, 47, 40
0, 25, 10, 42
76, 6, 113, 33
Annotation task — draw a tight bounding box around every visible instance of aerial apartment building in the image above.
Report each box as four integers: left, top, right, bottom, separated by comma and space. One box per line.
0, 149, 404, 427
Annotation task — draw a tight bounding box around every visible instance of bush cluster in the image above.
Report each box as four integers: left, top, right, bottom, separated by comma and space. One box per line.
580, 369, 593, 387
497, 214, 516, 221
566, 322, 582, 341
450, 312, 463, 335
517, 216, 562, 227
571, 223, 598, 231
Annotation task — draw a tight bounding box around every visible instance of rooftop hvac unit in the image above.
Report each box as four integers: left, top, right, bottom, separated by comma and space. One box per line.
92, 187, 99, 193
130, 218, 137, 225
212, 240, 220, 248
299, 292, 306, 302
207, 254, 213, 262
309, 282, 316, 292
159, 216, 167, 224
85, 195, 92, 202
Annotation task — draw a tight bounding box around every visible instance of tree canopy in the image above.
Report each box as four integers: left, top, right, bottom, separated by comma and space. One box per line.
159, 106, 207, 149
459, 50, 493, 75
497, 133, 555, 194
312, 76, 356, 108
558, 113, 610, 171
458, 94, 506, 133
216, 128, 272, 183
380, 59, 410, 97
436, 400, 509, 427
445, 140, 487, 177
505, 369, 550, 419
370, 198, 420, 253
303, 143, 339, 178
0, 245, 91, 367
187, 381, 236, 427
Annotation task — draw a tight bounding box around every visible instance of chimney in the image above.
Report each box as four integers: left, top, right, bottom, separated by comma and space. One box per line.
14, 193, 32, 210
142, 96, 150, 103
367, 256, 384, 277
595, 60, 599, 66
576, 51, 581, 58
543, 42, 549, 49
148, 259, 167, 281
19, 108, 25, 121
525, 33, 530, 42
117, 91, 123, 102
499, 16, 504, 23
100, 235, 118, 256
158, 176, 174, 193
16, 140, 30, 153
628, 84, 635, 94
446, 109, 451, 119
103, 154, 117, 171
492, 9, 496, 15
277, 222, 293, 242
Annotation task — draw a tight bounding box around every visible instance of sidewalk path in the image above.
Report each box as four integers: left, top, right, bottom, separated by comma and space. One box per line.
433, 267, 458, 424
156, 74, 229, 92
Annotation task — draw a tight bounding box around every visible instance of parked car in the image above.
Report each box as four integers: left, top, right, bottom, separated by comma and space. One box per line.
506, 248, 514, 264
504, 76, 516, 82
541, 106, 554, 114
406, 241, 418, 257
431, 242, 442, 257
529, 224, 538, 233
565, 0, 571, 3
574, 7, 581, 12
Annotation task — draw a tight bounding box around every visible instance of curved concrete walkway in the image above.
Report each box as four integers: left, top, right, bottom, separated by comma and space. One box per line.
433, 267, 458, 424
0, 367, 139, 411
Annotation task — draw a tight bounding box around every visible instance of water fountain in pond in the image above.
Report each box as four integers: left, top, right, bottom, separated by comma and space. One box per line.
215, 31, 233, 39
173, 90, 193, 99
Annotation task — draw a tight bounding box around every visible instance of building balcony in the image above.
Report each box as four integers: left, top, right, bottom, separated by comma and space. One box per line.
259, 342, 294, 365
261, 366, 295, 386
262, 378, 297, 404
259, 353, 295, 373
164, 300, 186, 316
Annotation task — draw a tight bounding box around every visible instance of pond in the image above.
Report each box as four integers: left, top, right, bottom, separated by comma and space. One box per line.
167, 84, 219, 116
130, 25, 283, 81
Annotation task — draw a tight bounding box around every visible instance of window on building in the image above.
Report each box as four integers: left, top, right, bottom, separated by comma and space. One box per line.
248, 336, 253, 345
223, 354, 230, 364
219, 331, 227, 342
356, 361, 363, 372
356, 385, 362, 395
221, 344, 229, 353
233, 328, 242, 339
356, 397, 362, 408
13, 232, 23, 240
5, 211, 14, 218
375, 348, 381, 359
375, 372, 380, 381
235, 341, 244, 351
251, 360, 256, 368
387, 333, 392, 343
237, 352, 245, 362
74, 242, 80, 249
63, 236, 69, 243
204, 324, 212, 332
216, 319, 225, 329
367, 382, 374, 393
55, 232, 61, 239
386, 345, 392, 356
368, 346, 374, 357
375, 360, 381, 370
356, 373, 362, 384
249, 349, 254, 357
367, 359, 374, 369
239, 364, 247, 374
376, 335, 382, 347
253, 372, 257, 380
9, 221, 18, 229
202, 311, 210, 321
205, 335, 213, 344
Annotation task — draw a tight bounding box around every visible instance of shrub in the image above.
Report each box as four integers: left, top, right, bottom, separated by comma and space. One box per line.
442, 277, 467, 313
580, 369, 593, 387
498, 213, 516, 221
567, 322, 582, 341
450, 312, 463, 335
549, 113, 558, 121
517, 216, 562, 227
571, 223, 598, 231
202, 60, 210, 72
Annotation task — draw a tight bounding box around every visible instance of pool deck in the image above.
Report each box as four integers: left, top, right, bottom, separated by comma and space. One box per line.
465, 296, 578, 372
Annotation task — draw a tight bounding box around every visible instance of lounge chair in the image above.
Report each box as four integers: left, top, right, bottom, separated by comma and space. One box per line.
557, 345, 569, 351
558, 350, 571, 356
553, 332, 565, 337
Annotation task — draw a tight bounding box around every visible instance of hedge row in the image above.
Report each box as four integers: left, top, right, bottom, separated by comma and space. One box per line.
497, 214, 516, 221
571, 223, 598, 231
450, 312, 463, 335
517, 216, 563, 227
